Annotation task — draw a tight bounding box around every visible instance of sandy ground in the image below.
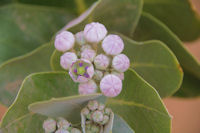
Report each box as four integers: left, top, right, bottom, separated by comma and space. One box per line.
0, 0, 200, 133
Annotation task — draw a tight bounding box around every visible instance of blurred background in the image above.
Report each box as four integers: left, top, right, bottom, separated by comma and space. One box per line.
0, 0, 200, 133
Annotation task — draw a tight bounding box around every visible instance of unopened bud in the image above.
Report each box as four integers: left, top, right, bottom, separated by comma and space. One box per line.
100, 74, 122, 97
43, 118, 56, 133
101, 115, 109, 125
81, 48, 96, 62
57, 117, 71, 130
79, 80, 97, 95
94, 54, 110, 70
102, 34, 124, 55
75, 31, 85, 45
92, 110, 104, 123
93, 70, 103, 81
81, 107, 90, 116
111, 71, 124, 80
60, 52, 77, 70
55, 31, 75, 52
112, 54, 130, 72
88, 100, 98, 111
84, 22, 107, 43
98, 103, 105, 110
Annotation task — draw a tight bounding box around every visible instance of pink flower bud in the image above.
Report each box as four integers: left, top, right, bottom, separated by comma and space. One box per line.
69, 59, 94, 83
84, 22, 107, 43
60, 52, 77, 70
94, 54, 110, 70
111, 71, 124, 80
43, 118, 56, 133
79, 80, 97, 95
112, 54, 130, 72
55, 31, 75, 52
102, 34, 124, 55
100, 74, 122, 97
81, 48, 96, 62
75, 31, 85, 45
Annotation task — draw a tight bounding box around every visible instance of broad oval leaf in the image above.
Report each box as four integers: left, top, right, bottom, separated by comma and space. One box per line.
143, 0, 200, 41
0, 70, 170, 133
51, 35, 183, 98
29, 94, 103, 124
133, 12, 200, 97
0, 72, 79, 132
107, 69, 171, 133
0, 2, 75, 64
60, 0, 143, 36
0, 42, 54, 107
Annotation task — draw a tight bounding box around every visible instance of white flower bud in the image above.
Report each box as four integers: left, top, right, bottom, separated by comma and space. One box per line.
98, 103, 105, 110
100, 74, 122, 97
81, 107, 90, 116
55, 31, 75, 52
92, 110, 104, 123
60, 52, 77, 70
57, 117, 71, 130
75, 31, 85, 45
84, 22, 107, 43
43, 118, 56, 133
101, 115, 109, 125
112, 54, 130, 72
81, 48, 96, 62
88, 100, 98, 111
102, 34, 124, 55
79, 80, 97, 95
94, 54, 110, 70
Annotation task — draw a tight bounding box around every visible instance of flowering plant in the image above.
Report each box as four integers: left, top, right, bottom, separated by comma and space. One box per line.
0, 0, 200, 133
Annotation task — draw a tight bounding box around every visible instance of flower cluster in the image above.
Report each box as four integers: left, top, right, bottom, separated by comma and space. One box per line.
81, 100, 113, 133
43, 117, 81, 133
54, 22, 130, 97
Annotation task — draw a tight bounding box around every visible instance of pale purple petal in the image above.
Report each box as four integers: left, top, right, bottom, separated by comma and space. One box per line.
102, 34, 124, 55
112, 54, 130, 72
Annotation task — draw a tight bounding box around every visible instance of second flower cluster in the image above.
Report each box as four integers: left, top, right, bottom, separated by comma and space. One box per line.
54, 22, 130, 97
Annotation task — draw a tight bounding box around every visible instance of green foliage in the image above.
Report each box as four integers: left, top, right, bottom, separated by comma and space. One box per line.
0, 0, 200, 132
133, 12, 200, 97
143, 0, 200, 41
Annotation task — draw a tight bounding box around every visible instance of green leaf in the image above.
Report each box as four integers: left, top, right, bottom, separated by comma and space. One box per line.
107, 70, 171, 133
133, 12, 200, 97
51, 35, 183, 98
60, 0, 143, 36
143, 0, 200, 41
0, 1, 75, 64
29, 94, 103, 124
0, 42, 54, 107
0, 72, 79, 132
113, 115, 135, 133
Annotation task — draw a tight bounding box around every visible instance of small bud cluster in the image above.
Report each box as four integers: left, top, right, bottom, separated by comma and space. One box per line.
55, 22, 130, 97
43, 117, 81, 133
81, 100, 113, 133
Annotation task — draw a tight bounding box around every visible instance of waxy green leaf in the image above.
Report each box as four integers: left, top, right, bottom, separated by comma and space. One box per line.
133, 12, 200, 97
0, 72, 78, 132
143, 0, 200, 41
0, 42, 54, 107
0, 1, 75, 64
107, 70, 171, 133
